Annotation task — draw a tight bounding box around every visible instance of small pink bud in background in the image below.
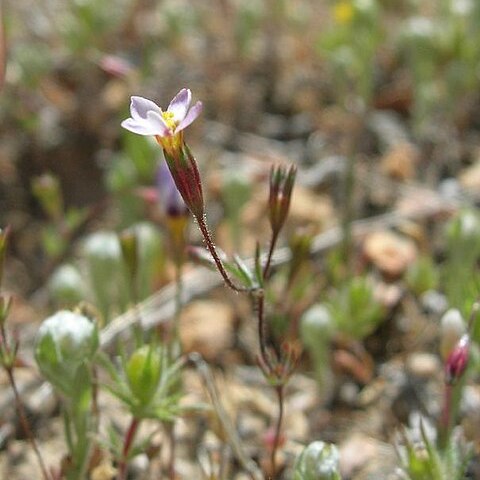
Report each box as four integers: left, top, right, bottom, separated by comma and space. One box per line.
98, 55, 134, 78
445, 334, 469, 385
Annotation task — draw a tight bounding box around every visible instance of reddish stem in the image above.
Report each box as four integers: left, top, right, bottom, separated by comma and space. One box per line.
6, 367, 51, 480
117, 417, 140, 480
0, 322, 51, 480
257, 293, 271, 370
196, 216, 248, 293
270, 385, 284, 478
262, 231, 279, 280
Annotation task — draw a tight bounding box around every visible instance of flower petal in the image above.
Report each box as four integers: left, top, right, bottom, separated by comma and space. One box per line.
176, 101, 203, 132
146, 111, 171, 136
121, 111, 169, 136
167, 88, 191, 123
130, 96, 161, 120
121, 118, 155, 135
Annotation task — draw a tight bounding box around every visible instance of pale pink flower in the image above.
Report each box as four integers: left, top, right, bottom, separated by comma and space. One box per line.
121, 88, 202, 138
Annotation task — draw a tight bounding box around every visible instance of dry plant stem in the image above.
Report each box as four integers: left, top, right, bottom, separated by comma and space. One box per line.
196, 215, 248, 293
270, 385, 284, 478
118, 417, 140, 480
5, 366, 51, 480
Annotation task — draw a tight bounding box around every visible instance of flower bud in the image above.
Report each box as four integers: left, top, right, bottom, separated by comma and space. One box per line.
163, 143, 204, 219
300, 305, 334, 348
35, 310, 99, 395
31, 174, 63, 222
440, 309, 465, 361
268, 164, 296, 238
119, 228, 139, 285
126, 345, 162, 407
445, 334, 469, 385
293, 441, 341, 480
48, 264, 86, 306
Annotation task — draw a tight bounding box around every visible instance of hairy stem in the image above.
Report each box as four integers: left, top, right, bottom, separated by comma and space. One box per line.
196, 215, 248, 293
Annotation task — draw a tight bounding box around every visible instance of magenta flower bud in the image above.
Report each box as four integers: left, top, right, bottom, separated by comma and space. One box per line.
445, 334, 469, 385
268, 164, 297, 238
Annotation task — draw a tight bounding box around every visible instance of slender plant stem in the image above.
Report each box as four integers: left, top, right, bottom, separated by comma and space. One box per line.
256, 293, 270, 370
196, 216, 248, 293
118, 417, 140, 480
270, 385, 284, 478
6, 367, 51, 480
341, 154, 355, 276
262, 231, 279, 280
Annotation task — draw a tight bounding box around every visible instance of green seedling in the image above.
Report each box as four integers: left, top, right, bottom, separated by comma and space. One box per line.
327, 275, 385, 340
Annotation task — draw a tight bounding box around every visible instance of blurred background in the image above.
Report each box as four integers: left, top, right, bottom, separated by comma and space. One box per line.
1, 0, 480, 309
3, 1, 480, 478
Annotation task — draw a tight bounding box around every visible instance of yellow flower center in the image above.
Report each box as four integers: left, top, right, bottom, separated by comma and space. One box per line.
161, 111, 177, 131
334, 1, 354, 25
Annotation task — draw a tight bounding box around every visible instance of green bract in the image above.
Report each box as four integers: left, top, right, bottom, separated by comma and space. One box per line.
293, 441, 341, 480
34, 310, 99, 396
126, 345, 162, 407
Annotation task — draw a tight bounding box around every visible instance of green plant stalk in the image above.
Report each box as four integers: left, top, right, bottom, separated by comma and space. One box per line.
439, 379, 464, 450
59, 365, 97, 480
311, 344, 330, 391
64, 373, 94, 480
341, 154, 355, 276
